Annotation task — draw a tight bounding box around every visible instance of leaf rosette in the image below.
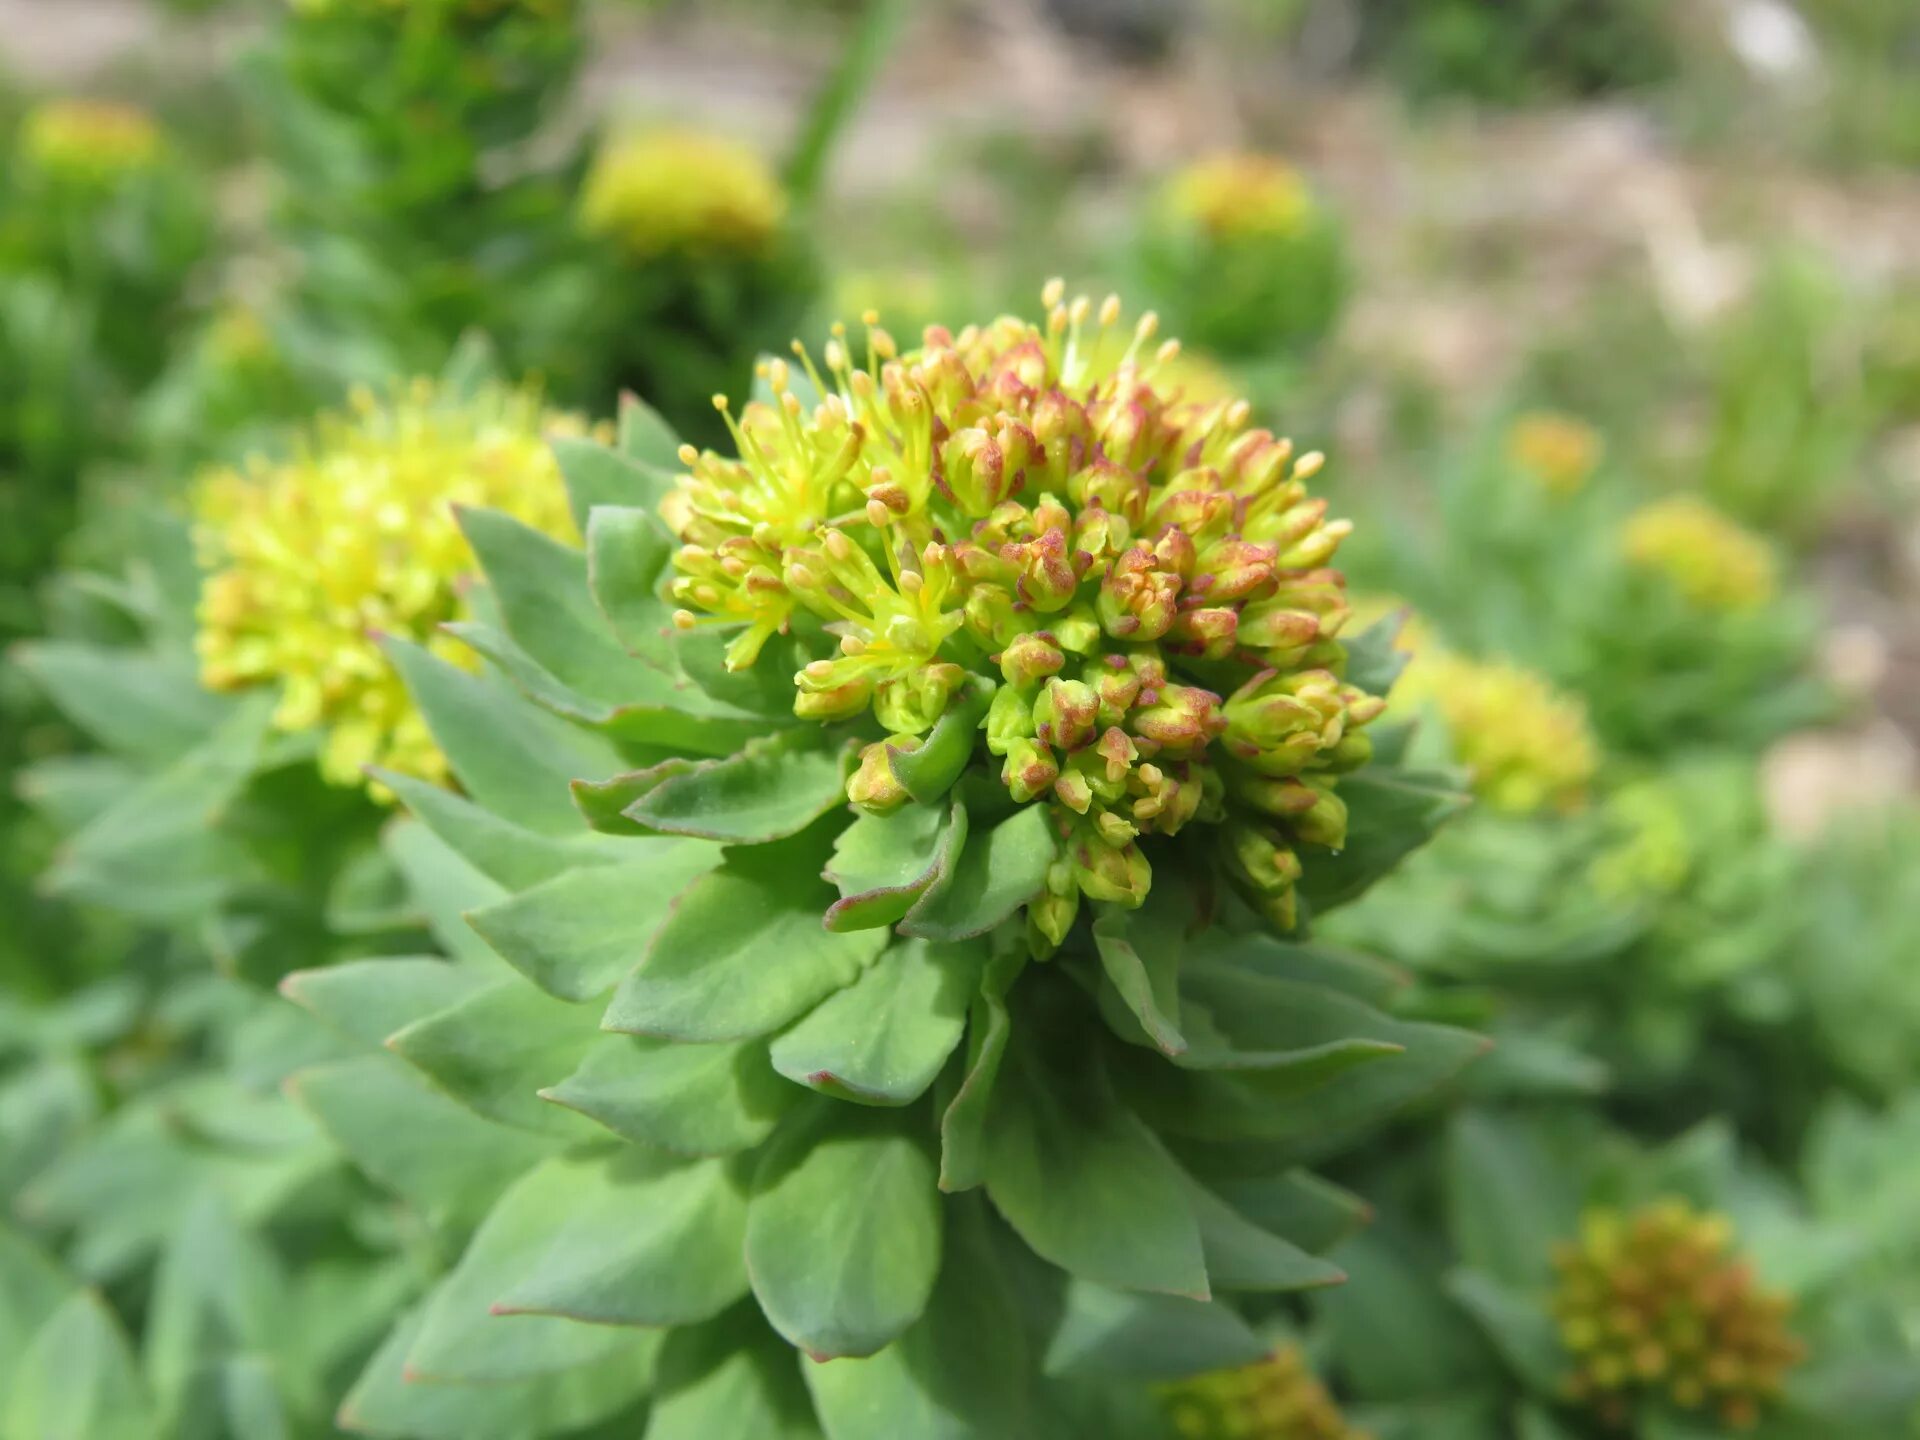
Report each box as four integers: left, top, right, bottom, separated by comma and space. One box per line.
279, 292, 1482, 1436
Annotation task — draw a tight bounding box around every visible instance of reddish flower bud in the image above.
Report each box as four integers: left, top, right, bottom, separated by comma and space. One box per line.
1035, 677, 1099, 751
999, 630, 1066, 687
1097, 545, 1180, 641
1001, 737, 1059, 802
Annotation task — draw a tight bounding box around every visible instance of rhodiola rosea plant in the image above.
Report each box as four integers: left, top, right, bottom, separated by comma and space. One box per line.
278, 287, 1482, 1436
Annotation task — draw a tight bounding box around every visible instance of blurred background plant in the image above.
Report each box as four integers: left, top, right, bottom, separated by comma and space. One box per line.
2, 0, 1920, 1432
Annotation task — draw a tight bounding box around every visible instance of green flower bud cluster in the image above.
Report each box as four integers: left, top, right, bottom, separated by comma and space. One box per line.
666, 284, 1382, 940
1160, 1346, 1370, 1440
1553, 1200, 1804, 1431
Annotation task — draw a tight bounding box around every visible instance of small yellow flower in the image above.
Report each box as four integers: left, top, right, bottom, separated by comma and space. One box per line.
1622, 496, 1777, 612
204, 306, 277, 373
18, 99, 163, 185
1506, 411, 1603, 497
1396, 648, 1597, 815
1553, 1200, 1804, 1432
194, 379, 594, 792
581, 128, 786, 261
1159, 1345, 1370, 1440
1163, 154, 1316, 242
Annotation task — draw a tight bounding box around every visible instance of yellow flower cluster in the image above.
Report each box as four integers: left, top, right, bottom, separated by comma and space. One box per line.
1506, 411, 1603, 497
18, 100, 163, 185
664, 284, 1382, 934
194, 379, 590, 790
1589, 778, 1693, 900
1553, 1200, 1805, 1431
1159, 1346, 1370, 1440
1395, 646, 1597, 815
1163, 154, 1316, 242
581, 129, 786, 261
1622, 496, 1777, 613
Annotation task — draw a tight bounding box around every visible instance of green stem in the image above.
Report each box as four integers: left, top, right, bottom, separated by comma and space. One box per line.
784, 0, 911, 211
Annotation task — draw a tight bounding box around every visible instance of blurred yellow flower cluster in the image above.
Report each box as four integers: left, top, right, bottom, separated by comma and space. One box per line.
581, 129, 787, 261
1396, 644, 1597, 815
1622, 496, 1777, 612
194, 379, 591, 790
1506, 410, 1603, 496
1553, 1200, 1804, 1431
1160, 1346, 1369, 1440
18, 100, 163, 185
1163, 154, 1316, 242
1589, 777, 1693, 900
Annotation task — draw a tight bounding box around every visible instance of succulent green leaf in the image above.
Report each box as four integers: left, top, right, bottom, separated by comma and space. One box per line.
449, 618, 762, 754
542, 1034, 797, 1157
374, 768, 627, 891
587, 504, 676, 665
1091, 902, 1186, 1057
824, 800, 965, 932
1179, 1171, 1345, 1292
1192, 1169, 1372, 1256
381, 820, 508, 967
1443, 1269, 1567, 1396
553, 432, 673, 530
1040, 1281, 1267, 1380
887, 679, 995, 803
338, 1307, 655, 1440
936, 942, 1025, 1193
385, 980, 601, 1137
3, 1291, 153, 1440
770, 938, 984, 1105
603, 838, 889, 1043
1210, 932, 1408, 1008
1295, 768, 1471, 919
288, 1056, 559, 1230
488, 1149, 752, 1329
14, 641, 230, 762
982, 1016, 1207, 1297
15, 753, 135, 834
1317, 1229, 1499, 1401
674, 625, 814, 720
623, 729, 854, 843
898, 803, 1056, 942
406, 1166, 650, 1383
646, 1310, 823, 1440
746, 1103, 943, 1359
573, 758, 700, 836
616, 393, 686, 473
802, 1199, 1033, 1440
382, 636, 626, 835
280, 959, 492, 1052
467, 846, 722, 1002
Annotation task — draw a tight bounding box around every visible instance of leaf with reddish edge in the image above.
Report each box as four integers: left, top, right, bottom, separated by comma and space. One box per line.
823, 800, 967, 933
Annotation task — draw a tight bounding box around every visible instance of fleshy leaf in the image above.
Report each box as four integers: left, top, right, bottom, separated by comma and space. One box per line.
1295, 768, 1470, 919
382, 636, 625, 836
645, 1309, 823, 1440
886, 680, 994, 803
386, 980, 602, 1137
1091, 902, 1186, 1057
769, 938, 984, 1105
374, 768, 625, 891
1179, 1171, 1345, 1292
466, 846, 722, 1002
586, 504, 675, 665
3, 1291, 153, 1440
14, 642, 230, 763
282, 956, 490, 1056
1040, 1281, 1267, 1380
622, 729, 854, 843
982, 1004, 1207, 1298
615, 393, 684, 473
898, 804, 1056, 942
1341, 610, 1413, 697
602, 836, 889, 1043
489, 1150, 752, 1329
746, 1103, 943, 1359
541, 1034, 796, 1157
552, 433, 672, 530
823, 800, 965, 933
937, 942, 1026, 1194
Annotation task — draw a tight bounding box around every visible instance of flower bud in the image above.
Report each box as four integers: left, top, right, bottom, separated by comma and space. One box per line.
1089, 657, 1143, 727
940, 428, 1007, 516
963, 582, 1021, 647
1131, 684, 1225, 754
1289, 778, 1348, 849
1192, 537, 1278, 603
1072, 822, 1151, 907
1005, 527, 1080, 612
1001, 737, 1060, 802
985, 684, 1035, 756
1051, 604, 1103, 655
999, 630, 1066, 687
1035, 678, 1098, 751
1167, 605, 1239, 660
1097, 546, 1180, 641
874, 662, 965, 734
847, 737, 914, 813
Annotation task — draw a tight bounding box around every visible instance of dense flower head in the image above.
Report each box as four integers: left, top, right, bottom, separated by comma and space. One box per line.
581, 128, 787, 261
665, 283, 1383, 933
1391, 632, 1597, 815
1506, 410, 1603, 496
194, 378, 593, 789
1159, 1347, 1370, 1440
1552, 1200, 1804, 1431
1622, 496, 1777, 613
17, 99, 163, 185
1163, 154, 1316, 242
